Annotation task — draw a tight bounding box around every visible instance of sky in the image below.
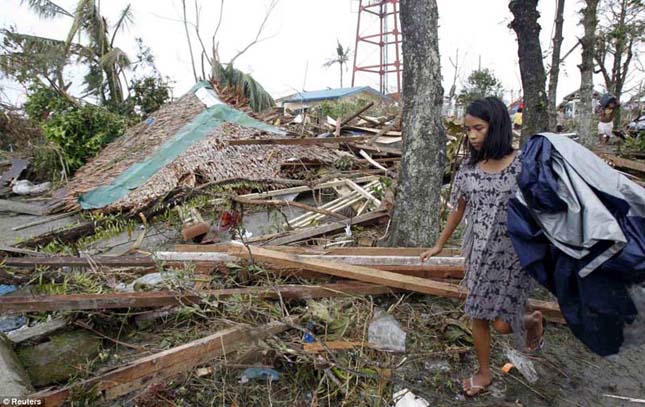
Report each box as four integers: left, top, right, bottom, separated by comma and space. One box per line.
0, 0, 642, 107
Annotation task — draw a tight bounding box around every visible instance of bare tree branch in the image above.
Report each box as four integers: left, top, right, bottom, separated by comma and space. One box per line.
228, 0, 278, 67
181, 0, 199, 82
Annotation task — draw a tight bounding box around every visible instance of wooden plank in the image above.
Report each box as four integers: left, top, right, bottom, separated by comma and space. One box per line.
227, 136, 374, 146
596, 152, 645, 174
30, 319, 293, 406
2, 256, 155, 268
11, 210, 79, 231
345, 179, 381, 206
237, 176, 378, 200
173, 244, 462, 257
229, 244, 465, 298
6, 318, 67, 345
232, 196, 348, 220
265, 210, 388, 246
340, 102, 375, 127
0, 199, 48, 216
344, 125, 402, 137
228, 245, 563, 321
154, 251, 466, 279
0, 282, 396, 314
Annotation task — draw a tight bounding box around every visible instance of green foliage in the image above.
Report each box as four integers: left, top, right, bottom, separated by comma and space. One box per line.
121, 76, 171, 120
458, 68, 504, 107
212, 60, 275, 113
41, 103, 125, 171
24, 84, 72, 121
318, 97, 374, 119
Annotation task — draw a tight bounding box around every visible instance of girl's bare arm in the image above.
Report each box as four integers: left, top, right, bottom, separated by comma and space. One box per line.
421, 198, 466, 260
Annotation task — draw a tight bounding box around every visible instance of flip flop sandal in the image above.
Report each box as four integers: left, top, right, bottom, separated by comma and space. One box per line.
463, 376, 491, 397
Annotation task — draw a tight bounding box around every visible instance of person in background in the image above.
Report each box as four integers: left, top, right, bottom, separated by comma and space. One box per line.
597, 93, 619, 145
556, 107, 565, 133
513, 107, 523, 131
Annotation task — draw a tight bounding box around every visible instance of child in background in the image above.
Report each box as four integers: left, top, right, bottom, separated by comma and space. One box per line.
598, 93, 619, 145
421, 97, 544, 397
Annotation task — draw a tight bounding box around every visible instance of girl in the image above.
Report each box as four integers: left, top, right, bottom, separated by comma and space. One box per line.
420, 97, 544, 397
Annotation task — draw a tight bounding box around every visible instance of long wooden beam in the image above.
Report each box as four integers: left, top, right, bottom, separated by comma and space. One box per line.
1, 256, 155, 268
0, 282, 396, 314
228, 244, 563, 321
30, 319, 293, 406
173, 244, 462, 257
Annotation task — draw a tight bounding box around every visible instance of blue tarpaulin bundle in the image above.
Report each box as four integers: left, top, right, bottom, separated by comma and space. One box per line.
508, 134, 645, 356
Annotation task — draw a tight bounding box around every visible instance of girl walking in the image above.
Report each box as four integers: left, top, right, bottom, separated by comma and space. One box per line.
421, 97, 544, 397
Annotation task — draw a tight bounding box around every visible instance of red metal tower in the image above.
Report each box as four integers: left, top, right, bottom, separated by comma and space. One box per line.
351, 0, 402, 98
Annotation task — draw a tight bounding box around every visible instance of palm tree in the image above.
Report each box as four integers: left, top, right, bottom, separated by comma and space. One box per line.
7, 0, 133, 107
324, 40, 351, 88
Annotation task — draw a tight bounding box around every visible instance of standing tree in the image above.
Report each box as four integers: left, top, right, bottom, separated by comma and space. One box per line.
1, 0, 134, 109
458, 67, 504, 107
509, 0, 549, 144
387, 0, 446, 247
323, 40, 351, 88
547, 0, 567, 130
594, 0, 645, 125
579, 0, 600, 146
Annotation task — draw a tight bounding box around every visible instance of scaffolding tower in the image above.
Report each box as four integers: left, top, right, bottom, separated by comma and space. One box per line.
351, 0, 402, 98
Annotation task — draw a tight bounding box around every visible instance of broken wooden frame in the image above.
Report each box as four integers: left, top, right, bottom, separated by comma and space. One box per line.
30, 318, 295, 406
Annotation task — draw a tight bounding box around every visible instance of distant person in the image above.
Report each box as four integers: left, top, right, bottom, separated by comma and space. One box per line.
513, 107, 523, 131
556, 108, 565, 133
597, 93, 619, 145
421, 97, 544, 397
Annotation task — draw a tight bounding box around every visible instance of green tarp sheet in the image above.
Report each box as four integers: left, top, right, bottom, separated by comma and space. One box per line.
79, 83, 282, 209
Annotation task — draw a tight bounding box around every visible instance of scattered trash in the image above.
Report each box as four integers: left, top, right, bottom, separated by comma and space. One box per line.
423, 360, 450, 373
145, 117, 155, 126
12, 180, 51, 195
368, 308, 406, 352
116, 271, 194, 292
504, 347, 538, 383
239, 367, 281, 384
0, 285, 26, 333
303, 321, 315, 343
393, 389, 429, 407
501, 362, 514, 374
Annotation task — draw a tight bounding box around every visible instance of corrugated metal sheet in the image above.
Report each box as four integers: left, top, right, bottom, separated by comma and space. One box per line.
279, 86, 384, 103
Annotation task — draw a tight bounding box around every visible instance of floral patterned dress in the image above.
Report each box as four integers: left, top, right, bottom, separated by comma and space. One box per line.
449, 153, 533, 339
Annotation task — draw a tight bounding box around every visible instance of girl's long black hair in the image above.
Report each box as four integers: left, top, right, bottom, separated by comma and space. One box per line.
466, 97, 514, 165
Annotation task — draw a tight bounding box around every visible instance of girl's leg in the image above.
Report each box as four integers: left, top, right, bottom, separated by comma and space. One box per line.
464, 318, 493, 395
491, 311, 544, 350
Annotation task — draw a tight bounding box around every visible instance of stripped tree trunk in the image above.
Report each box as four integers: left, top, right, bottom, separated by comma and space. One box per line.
578, 0, 600, 147
547, 0, 566, 130
509, 0, 549, 144
388, 0, 446, 247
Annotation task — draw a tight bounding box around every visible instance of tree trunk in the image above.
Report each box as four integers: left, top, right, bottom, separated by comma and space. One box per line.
340, 63, 343, 88
610, 0, 628, 127
578, 0, 599, 147
387, 0, 445, 247
547, 0, 566, 130
509, 0, 549, 144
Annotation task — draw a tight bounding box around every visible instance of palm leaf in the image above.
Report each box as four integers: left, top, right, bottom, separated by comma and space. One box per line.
212, 61, 275, 112
99, 47, 130, 70
20, 0, 72, 18
110, 4, 133, 47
